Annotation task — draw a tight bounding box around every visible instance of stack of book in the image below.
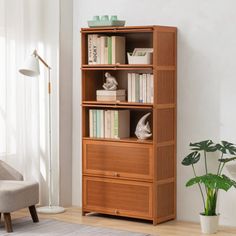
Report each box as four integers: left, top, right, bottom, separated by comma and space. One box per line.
127, 73, 154, 103
88, 34, 125, 64
96, 89, 126, 102
89, 109, 130, 139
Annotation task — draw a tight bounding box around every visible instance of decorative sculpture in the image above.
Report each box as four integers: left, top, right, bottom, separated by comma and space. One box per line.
135, 113, 152, 140
103, 72, 118, 91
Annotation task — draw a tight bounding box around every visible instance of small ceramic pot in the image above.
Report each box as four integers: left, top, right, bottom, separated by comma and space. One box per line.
200, 214, 219, 234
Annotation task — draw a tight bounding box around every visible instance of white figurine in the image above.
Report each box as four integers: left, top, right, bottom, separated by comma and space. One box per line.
103, 72, 118, 91
135, 113, 152, 140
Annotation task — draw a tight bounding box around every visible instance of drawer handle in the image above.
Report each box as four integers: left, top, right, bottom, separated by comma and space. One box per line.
113, 172, 120, 177
115, 209, 119, 214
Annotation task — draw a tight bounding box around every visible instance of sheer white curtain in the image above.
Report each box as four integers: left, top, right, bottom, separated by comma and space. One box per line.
0, 0, 49, 203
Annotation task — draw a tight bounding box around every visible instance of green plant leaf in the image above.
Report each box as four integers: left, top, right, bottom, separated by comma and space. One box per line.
186, 174, 235, 191
182, 151, 200, 166
218, 157, 236, 163
190, 140, 217, 152
216, 141, 236, 155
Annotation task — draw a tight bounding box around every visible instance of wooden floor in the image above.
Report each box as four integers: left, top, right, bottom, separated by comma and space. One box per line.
11, 208, 236, 236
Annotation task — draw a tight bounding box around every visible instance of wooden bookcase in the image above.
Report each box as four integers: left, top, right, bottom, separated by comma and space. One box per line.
81, 25, 177, 225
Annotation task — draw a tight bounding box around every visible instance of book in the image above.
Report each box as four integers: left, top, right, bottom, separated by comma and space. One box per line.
96, 36, 101, 64
92, 34, 99, 64
110, 110, 115, 138
96, 110, 101, 138
88, 35, 93, 64
113, 110, 130, 138
92, 110, 97, 137
89, 109, 93, 137
96, 95, 126, 102
96, 90, 126, 96
139, 74, 143, 103
108, 37, 112, 64
135, 73, 140, 103
147, 73, 151, 103
105, 110, 111, 138
100, 110, 104, 138
131, 73, 136, 102
150, 74, 154, 103
143, 73, 147, 103
128, 73, 132, 102
111, 36, 125, 64
104, 37, 108, 64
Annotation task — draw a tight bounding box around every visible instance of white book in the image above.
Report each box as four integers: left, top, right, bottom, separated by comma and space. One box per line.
143, 73, 147, 103
89, 109, 93, 137
100, 110, 104, 138
128, 73, 132, 102
104, 37, 108, 64
150, 74, 154, 103
110, 110, 115, 138
147, 73, 151, 103
139, 74, 143, 103
105, 110, 111, 138
100, 36, 106, 64
135, 73, 140, 103
96, 36, 101, 64
92, 34, 99, 64
131, 73, 136, 102
88, 35, 93, 64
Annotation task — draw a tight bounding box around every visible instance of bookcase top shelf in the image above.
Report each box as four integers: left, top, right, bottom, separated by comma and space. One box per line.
81, 25, 177, 33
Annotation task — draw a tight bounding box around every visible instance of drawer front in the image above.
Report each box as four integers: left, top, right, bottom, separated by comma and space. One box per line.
83, 140, 153, 180
83, 176, 153, 219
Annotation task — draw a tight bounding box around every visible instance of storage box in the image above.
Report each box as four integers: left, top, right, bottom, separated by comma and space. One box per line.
96, 90, 126, 102
127, 52, 153, 64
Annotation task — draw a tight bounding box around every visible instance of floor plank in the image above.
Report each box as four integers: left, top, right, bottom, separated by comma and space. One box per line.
11, 207, 236, 236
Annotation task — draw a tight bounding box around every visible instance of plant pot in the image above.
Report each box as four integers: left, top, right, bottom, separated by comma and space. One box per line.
200, 214, 219, 234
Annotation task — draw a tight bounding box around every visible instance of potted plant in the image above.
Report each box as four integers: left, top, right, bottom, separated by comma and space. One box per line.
182, 140, 236, 234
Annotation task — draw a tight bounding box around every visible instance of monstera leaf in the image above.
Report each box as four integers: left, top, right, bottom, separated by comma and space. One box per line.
186, 174, 236, 191
182, 151, 200, 166
190, 140, 217, 152
216, 141, 236, 155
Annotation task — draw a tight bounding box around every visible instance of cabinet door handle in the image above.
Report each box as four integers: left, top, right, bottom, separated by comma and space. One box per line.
113, 172, 120, 177
115, 209, 119, 214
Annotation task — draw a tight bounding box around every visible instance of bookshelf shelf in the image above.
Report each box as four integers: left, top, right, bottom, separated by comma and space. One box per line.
81, 25, 177, 225
83, 137, 153, 144
82, 64, 153, 71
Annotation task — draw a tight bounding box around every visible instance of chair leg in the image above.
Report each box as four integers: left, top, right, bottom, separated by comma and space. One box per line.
4, 213, 13, 233
29, 205, 39, 223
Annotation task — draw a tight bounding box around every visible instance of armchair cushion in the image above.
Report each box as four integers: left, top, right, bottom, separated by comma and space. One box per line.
0, 180, 39, 212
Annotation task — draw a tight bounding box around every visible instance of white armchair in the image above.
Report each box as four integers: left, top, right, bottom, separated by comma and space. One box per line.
0, 160, 39, 233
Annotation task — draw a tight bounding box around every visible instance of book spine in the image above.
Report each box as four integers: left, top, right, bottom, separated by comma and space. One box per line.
128, 73, 132, 102
143, 73, 147, 103
100, 110, 104, 138
93, 109, 97, 137
104, 37, 108, 64
89, 109, 93, 137
100, 36, 105, 64
139, 74, 143, 103
111, 36, 115, 64
96, 110, 101, 138
105, 110, 111, 138
135, 73, 140, 103
131, 73, 136, 102
88, 35, 93, 64
114, 110, 118, 138
110, 110, 115, 138
147, 73, 151, 103
150, 73, 154, 103
92, 34, 98, 64
96, 36, 101, 64
108, 37, 112, 64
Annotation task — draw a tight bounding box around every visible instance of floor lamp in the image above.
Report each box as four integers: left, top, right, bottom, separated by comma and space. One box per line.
19, 50, 65, 214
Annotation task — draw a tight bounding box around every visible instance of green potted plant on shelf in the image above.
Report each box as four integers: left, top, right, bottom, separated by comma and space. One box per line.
182, 140, 236, 234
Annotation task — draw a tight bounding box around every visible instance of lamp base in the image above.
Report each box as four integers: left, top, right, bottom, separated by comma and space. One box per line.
37, 206, 65, 214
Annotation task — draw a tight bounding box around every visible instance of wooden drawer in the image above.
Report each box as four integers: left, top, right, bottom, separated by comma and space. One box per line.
83, 140, 153, 180
83, 176, 153, 219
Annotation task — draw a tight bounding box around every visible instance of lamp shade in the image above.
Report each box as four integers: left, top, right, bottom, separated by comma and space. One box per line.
19, 54, 40, 77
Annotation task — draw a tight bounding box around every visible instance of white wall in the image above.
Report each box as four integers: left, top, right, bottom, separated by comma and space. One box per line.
72, 0, 236, 226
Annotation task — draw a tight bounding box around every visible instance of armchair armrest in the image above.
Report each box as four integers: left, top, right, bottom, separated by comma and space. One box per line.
0, 160, 23, 180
